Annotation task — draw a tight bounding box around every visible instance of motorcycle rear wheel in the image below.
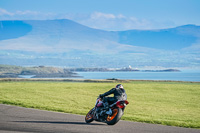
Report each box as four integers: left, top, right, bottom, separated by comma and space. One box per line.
106, 108, 123, 125
85, 108, 94, 123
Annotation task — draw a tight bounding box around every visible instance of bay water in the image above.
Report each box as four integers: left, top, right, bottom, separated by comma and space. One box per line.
77, 71, 200, 82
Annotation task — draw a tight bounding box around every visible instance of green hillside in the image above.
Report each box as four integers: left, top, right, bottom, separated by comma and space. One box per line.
0, 65, 78, 78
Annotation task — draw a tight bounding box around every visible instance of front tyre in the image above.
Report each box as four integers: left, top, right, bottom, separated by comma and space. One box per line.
85, 108, 94, 123
106, 108, 123, 125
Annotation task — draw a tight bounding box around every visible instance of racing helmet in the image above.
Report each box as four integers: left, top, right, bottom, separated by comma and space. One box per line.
116, 84, 123, 89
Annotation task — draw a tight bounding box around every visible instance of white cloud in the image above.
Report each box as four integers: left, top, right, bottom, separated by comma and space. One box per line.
0, 8, 37, 16
0, 8, 13, 16
0, 8, 55, 20
91, 12, 116, 19
74, 12, 154, 31
89, 12, 126, 20
15, 10, 39, 15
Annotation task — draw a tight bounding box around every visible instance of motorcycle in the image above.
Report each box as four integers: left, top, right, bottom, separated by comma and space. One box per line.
85, 96, 129, 125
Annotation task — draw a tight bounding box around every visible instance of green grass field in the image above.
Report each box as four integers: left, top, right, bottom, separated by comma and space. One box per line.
0, 81, 200, 128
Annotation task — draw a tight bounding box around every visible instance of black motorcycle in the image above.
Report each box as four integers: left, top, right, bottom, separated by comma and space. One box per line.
85, 96, 129, 125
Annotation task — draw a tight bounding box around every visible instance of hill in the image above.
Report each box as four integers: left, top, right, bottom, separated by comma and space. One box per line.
0, 19, 199, 68
0, 65, 78, 78
118, 24, 200, 50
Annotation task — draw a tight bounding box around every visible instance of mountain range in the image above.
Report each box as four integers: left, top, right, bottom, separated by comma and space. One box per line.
0, 19, 200, 69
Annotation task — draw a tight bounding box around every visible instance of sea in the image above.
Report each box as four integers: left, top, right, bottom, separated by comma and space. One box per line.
76, 71, 200, 82
18, 71, 200, 82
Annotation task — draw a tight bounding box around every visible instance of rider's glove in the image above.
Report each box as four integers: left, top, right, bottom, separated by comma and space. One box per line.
99, 94, 103, 98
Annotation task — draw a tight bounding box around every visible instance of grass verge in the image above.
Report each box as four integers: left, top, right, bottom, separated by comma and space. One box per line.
0, 80, 200, 128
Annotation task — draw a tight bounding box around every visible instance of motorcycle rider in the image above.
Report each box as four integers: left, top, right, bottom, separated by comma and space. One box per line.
99, 84, 127, 110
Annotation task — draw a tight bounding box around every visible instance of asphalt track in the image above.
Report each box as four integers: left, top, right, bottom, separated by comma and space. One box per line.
0, 104, 199, 133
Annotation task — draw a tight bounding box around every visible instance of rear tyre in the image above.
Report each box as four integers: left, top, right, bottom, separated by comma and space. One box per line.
106, 108, 123, 125
85, 108, 94, 123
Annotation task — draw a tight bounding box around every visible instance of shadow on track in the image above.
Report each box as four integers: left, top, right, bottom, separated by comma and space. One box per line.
13, 121, 105, 126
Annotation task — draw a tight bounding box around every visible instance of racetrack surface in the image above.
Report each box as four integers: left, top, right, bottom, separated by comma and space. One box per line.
0, 104, 199, 133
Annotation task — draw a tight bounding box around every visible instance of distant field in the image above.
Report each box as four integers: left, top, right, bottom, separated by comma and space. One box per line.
0, 80, 199, 128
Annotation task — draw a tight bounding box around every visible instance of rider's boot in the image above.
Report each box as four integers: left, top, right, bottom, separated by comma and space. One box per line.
103, 102, 109, 110
104, 102, 112, 115
106, 108, 112, 115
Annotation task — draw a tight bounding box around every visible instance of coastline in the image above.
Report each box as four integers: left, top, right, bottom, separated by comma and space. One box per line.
1, 65, 200, 82
0, 78, 199, 83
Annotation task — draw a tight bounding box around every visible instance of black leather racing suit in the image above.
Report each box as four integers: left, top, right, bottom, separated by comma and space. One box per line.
100, 88, 127, 104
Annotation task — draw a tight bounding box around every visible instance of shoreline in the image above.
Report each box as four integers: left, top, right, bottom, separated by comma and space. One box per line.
0, 78, 199, 83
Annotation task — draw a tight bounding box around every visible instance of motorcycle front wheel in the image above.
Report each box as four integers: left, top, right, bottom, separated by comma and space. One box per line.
85, 108, 94, 123
106, 108, 123, 125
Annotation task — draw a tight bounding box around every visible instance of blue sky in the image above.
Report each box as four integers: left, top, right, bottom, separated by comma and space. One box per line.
0, 0, 200, 30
